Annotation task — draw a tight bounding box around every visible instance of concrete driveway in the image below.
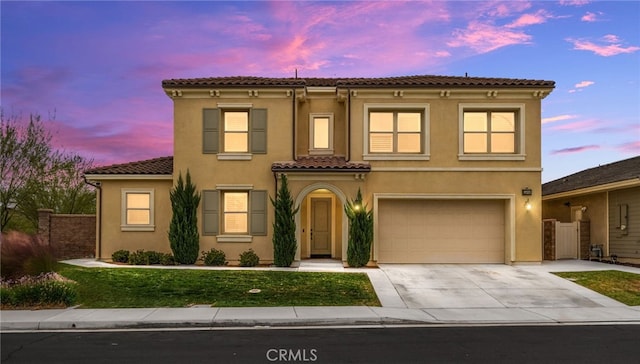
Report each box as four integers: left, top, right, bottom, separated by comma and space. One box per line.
378, 261, 638, 309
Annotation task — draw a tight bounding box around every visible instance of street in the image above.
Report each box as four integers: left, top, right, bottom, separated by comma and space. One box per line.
2, 325, 640, 363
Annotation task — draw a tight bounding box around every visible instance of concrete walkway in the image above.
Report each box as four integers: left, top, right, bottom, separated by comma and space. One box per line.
1, 260, 639, 331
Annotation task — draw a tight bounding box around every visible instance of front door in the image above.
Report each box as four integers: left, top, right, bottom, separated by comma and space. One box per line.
311, 198, 331, 256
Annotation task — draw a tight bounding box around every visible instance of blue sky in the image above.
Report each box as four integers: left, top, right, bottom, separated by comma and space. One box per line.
2, 0, 638, 182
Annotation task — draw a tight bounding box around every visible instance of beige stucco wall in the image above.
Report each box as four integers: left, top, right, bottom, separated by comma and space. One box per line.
543, 192, 608, 254
96, 179, 173, 260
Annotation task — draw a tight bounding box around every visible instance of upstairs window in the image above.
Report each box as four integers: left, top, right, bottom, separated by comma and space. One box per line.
309, 113, 334, 155
458, 104, 525, 161
369, 111, 422, 153
463, 111, 516, 153
223, 111, 249, 153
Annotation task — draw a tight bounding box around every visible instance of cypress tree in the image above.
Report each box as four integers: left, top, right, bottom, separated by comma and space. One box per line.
271, 174, 299, 267
344, 188, 373, 267
168, 170, 201, 264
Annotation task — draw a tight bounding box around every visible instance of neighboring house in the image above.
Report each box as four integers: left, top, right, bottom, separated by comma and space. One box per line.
84, 75, 555, 265
542, 156, 640, 259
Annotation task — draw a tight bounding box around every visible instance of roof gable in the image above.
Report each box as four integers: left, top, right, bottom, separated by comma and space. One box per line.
543, 156, 640, 196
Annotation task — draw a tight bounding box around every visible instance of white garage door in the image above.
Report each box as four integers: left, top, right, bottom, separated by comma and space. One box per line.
377, 199, 505, 263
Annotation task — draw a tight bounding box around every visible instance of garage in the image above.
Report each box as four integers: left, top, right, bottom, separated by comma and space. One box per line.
377, 199, 505, 263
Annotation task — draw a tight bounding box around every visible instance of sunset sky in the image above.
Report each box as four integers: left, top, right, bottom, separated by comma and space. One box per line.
2, 0, 638, 182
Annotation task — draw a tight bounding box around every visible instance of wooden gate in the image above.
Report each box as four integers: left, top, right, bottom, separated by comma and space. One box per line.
555, 221, 578, 259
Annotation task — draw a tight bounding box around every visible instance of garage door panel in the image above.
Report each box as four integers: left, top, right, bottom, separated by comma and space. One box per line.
378, 199, 505, 264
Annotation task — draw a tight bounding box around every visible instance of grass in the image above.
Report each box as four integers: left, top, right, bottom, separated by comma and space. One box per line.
554, 270, 640, 306
56, 264, 380, 308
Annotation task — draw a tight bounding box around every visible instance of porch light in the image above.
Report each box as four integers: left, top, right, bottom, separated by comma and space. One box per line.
525, 199, 532, 211
354, 203, 361, 211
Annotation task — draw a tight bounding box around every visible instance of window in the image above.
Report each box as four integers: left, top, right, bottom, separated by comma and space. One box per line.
202, 188, 267, 241
121, 189, 154, 231
202, 107, 267, 159
309, 113, 334, 154
223, 111, 249, 153
223, 192, 248, 234
458, 104, 525, 160
364, 104, 430, 160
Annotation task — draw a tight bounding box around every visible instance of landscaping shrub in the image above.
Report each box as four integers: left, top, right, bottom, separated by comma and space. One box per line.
345, 188, 373, 268
271, 175, 298, 267
239, 249, 260, 267
202, 248, 227, 266
159, 253, 175, 266
1, 231, 58, 279
128, 250, 148, 265
169, 170, 201, 264
112, 250, 130, 263
0, 272, 77, 308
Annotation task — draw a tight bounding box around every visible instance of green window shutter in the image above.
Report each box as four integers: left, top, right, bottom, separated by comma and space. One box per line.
250, 190, 268, 236
251, 109, 267, 154
202, 190, 219, 235
203, 109, 219, 154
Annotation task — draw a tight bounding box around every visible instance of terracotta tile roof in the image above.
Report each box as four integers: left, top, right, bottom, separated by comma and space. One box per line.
271, 156, 371, 173
543, 156, 640, 196
163, 75, 555, 89
84, 156, 173, 175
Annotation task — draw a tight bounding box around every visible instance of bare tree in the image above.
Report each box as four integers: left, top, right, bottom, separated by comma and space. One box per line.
0, 110, 96, 232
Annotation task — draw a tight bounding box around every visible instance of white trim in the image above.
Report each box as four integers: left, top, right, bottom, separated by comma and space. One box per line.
458, 103, 525, 160
217, 153, 252, 160
363, 103, 430, 161
372, 193, 516, 264
306, 87, 336, 94
120, 188, 155, 232
217, 103, 253, 108
84, 174, 172, 180
216, 235, 252, 243
309, 113, 334, 154
215, 184, 253, 190
542, 178, 640, 200
371, 167, 541, 172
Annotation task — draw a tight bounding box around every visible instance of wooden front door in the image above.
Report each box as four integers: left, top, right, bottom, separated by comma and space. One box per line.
311, 198, 331, 256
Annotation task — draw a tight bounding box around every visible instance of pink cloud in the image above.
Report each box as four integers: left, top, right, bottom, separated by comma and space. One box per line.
568, 35, 640, 56
549, 119, 599, 131
559, 0, 590, 6
551, 145, 600, 155
575, 80, 594, 88
617, 141, 640, 154
542, 114, 578, 125
448, 21, 532, 53
581, 12, 599, 22
506, 10, 553, 28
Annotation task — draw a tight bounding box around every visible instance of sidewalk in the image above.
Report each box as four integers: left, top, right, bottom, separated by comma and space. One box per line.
1, 260, 639, 331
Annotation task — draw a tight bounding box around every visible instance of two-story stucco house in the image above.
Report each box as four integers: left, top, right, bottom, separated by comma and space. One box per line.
84, 75, 555, 265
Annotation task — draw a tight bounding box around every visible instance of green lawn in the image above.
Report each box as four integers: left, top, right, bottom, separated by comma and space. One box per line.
56, 264, 380, 308
554, 270, 640, 306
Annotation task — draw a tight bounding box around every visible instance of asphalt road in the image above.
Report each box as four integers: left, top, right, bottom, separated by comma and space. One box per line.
2, 325, 640, 363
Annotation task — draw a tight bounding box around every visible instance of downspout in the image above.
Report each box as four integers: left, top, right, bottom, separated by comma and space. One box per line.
83, 176, 102, 260
346, 88, 351, 161
292, 88, 296, 161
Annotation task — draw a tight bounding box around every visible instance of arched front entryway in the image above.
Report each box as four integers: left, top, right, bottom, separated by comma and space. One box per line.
294, 183, 348, 262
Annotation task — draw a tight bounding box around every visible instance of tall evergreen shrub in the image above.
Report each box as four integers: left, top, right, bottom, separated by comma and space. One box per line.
168, 170, 201, 264
271, 175, 299, 267
345, 188, 373, 267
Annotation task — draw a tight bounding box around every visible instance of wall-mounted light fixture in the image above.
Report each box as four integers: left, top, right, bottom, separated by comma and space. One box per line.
525, 199, 532, 211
